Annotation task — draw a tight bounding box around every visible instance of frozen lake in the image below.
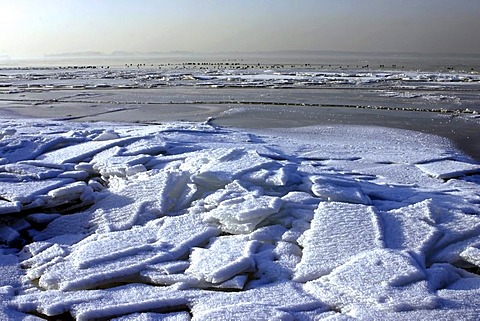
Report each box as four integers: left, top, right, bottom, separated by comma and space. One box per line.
1, 54, 480, 320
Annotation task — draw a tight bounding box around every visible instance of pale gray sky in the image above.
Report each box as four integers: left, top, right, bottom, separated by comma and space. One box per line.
1, 0, 479, 58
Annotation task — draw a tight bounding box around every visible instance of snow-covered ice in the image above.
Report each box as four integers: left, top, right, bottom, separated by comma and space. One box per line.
0, 118, 479, 320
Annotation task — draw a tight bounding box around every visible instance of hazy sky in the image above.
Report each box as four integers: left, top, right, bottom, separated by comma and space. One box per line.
1, 0, 479, 58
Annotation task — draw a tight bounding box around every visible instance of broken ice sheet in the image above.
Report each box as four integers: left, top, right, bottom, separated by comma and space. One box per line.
31, 214, 219, 291
15, 283, 200, 321
0, 118, 479, 320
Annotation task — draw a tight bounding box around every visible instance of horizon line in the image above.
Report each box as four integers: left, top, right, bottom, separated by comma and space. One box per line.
2, 49, 480, 60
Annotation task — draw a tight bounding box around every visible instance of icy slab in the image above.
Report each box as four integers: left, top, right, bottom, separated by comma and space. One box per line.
0, 178, 74, 204
416, 159, 480, 179
36, 136, 141, 164
1, 287, 44, 321
181, 148, 277, 188
15, 284, 200, 321
381, 200, 443, 255
200, 180, 283, 234
121, 135, 168, 156
0, 134, 84, 164
436, 277, 480, 315
192, 303, 295, 321
0, 200, 21, 215
112, 312, 191, 321
0, 163, 63, 180
33, 214, 219, 290
0, 254, 22, 288
203, 190, 282, 234
294, 202, 384, 282
77, 169, 194, 234
191, 282, 326, 318
90, 146, 152, 178
460, 246, 480, 267
185, 235, 258, 284
304, 249, 438, 312
307, 175, 371, 204
429, 210, 480, 265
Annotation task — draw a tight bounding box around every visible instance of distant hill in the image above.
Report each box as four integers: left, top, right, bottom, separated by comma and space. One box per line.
45, 51, 105, 58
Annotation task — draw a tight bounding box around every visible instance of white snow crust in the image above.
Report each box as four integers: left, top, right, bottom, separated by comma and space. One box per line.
0, 118, 479, 320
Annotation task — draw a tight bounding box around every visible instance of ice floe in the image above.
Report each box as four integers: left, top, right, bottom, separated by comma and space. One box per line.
0, 119, 479, 320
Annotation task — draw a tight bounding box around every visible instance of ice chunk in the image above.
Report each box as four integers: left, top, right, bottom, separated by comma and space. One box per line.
121, 135, 168, 156
203, 193, 282, 234
181, 148, 277, 188
16, 283, 199, 321
92, 130, 120, 141
68, 223, 161, 269
90, 146, 152, 178
281, 191, 321, 210
192, 282, 326, 317
0, 200, 21, 215
185, 235, 258, 284
0, 134, 83, 163
425, 263, 466, 291
0, 178, 74, 204
416, 159, 480, 179
304, 249, 438, 312
143, 261, 190, 276
57, 170, 89, 180
140, 270, 248, 290
429, 210, 480, 265
242, 166, 291, 187
88, 170, 194, 233
0, 254, 22, 288
1, 163, 62, 180
460, 246, 480, 267
112, 312, 191, 321
36, 136, 140, 164
307, 175, 371, 205
34, 214, 219, 290
192, 303, 295, 321
294, 202, 384, 281
381, 200, 443, 255
0, 226, 20, 244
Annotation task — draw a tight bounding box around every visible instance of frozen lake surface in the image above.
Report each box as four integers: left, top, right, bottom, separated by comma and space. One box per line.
1, 59, 480, 160
0, 118, 479, 320
1, 56, 480, 319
